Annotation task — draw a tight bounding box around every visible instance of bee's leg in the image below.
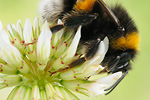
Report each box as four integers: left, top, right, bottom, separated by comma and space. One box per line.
49, 57, 86, 75
50, 36, 103, 76
50, 38, 102, 75
108, 52, 131, 73
85, 38, 101, 60
108, 56, 121, 72
68, 58, 86, 68
50, 24, 64, 33
50, 13, 97, 33
63, 13, 98, 28
99, 56, 121, 73
104, 71, 128, 95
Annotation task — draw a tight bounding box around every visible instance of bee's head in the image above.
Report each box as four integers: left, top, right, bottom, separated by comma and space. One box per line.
101, 49, 136, 73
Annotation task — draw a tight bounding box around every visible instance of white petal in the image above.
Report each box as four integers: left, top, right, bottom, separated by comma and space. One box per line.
33, 17, 38, 31
10, 86, 26, 100
58, 29, 64, 40
37, 21, 52, 64
11, 24, 16, 30
1, 75, 21, 86
79, 65, 104, 78
57, 19, 63, 24
63, 26, 81, 62
94, 41, 106, 64
0, 29, 11, 46
103, 37, 109, 54
31, 85, 40, 100
0, 29, 22, 67
54, 86, 64, 100
45, 83, 56, 99
23, 18, 33, 43
0, 21, 3, 30
51, 19, 64, 45
16, 19, 23, 39
91, 38, 109, 64
33, 17, 40, 38
7, 24, 15, 39
59, 65, 104, 80
96, 72, 122, 85
16, 19, 21, 26
83, 72, 122, 96
1, 45, 22, 67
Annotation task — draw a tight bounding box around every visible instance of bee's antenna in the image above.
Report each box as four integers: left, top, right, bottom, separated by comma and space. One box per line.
96, 0, 122, 29
104, 71, 128, 95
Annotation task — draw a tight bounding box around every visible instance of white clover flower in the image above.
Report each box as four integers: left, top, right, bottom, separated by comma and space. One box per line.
0, 18, 122, 100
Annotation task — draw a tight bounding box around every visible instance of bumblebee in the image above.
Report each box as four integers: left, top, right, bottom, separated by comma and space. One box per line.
39, 0, 140, 94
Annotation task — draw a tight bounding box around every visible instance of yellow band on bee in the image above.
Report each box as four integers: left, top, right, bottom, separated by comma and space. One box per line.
74, 0, 96, 12
111, 32, 140, 51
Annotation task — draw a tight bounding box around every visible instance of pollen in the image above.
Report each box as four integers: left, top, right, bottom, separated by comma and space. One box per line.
61, 61, 64, 64
11, 41, 15, 44
52, 46, 55, 49
76, 88, 79, 91
74, 0, 96, 12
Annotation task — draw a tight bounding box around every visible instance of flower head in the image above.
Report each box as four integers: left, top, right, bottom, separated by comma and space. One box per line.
0, 18, 122, 99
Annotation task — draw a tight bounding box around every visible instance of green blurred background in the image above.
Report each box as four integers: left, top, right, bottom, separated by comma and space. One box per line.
0, 0, 149, 100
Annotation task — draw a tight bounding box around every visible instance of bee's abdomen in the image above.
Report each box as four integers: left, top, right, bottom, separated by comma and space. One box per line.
110, 32, 140, 51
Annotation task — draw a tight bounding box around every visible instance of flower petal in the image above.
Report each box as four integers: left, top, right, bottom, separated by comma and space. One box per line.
31, 85, 40, 100
7, 86, 26, 100
57, 19, 63, 24
40, 89, 47, 100
61, 72, 122, 96
63, 26, 81, 63
45, 83, 56, 99
33, 17, 39, 32
0, 29, 22, 68
16, 19, 23, 40
103, 37, 109, 54
23, 18, 33, 43
0, 21, 3, 30
0, 29, 11, 45
0, 75, 22, 87
7, 24, 16, 40
0, 63, 18, 74
22, 87, 31, 100
60, 87, 79, 100
59, 65, 104, 80
91, 38, 109, 64
7, 86, 19, 100
82, 72, 122, 96
37, 21, 52, 70
54, 86, 64, 100
33, 17, 40, 38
